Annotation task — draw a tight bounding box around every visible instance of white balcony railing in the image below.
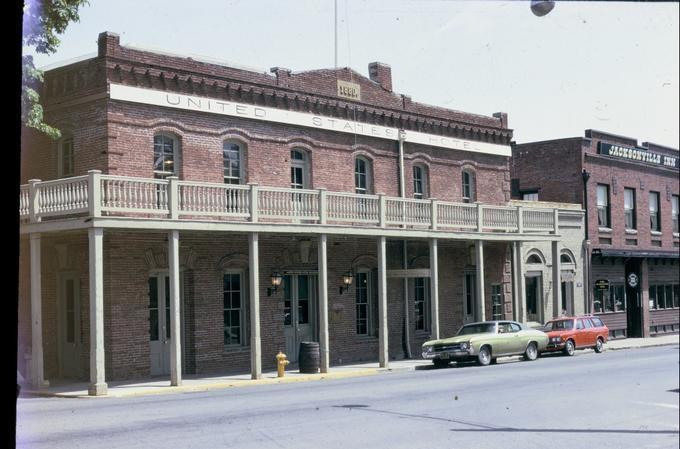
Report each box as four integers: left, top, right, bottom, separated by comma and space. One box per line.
19, 171, 558, 234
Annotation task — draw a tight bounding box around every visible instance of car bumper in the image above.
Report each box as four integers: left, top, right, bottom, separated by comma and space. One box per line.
544, 342, 566, 351
422, 349, 473, 360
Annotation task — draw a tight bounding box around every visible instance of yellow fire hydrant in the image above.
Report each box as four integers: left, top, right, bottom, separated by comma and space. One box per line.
276, 351, 289, 378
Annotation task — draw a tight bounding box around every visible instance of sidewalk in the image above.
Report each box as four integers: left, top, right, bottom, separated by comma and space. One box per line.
20, 333, 678, 399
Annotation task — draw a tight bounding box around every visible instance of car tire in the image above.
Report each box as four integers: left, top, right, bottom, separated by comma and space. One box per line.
523, 342, 538, 361
433, 358, 449, 368
594, 337, 604, 353
477, 346, 491, 366
490, 358, 498, 365
563, 339, 575, 356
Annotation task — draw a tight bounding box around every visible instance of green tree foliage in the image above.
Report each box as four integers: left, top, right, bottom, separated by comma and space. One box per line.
22, 0, 89, 139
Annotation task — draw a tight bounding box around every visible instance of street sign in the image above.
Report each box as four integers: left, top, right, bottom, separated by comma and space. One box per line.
595, 279, 610, 291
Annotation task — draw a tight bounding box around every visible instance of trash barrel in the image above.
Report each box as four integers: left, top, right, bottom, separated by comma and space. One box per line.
298, 341, 320, 374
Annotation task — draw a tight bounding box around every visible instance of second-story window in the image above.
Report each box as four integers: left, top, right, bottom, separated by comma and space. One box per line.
649, 191, 661, 232
624, 188, 636, 230
223, 141, 243, 184
672, 195, 679, 234
597, 184, 610, 228
413, 165, 428, 199
355, 157, 371, 194
290, 149, 309, 189
58, 137, 74, 178
153, 134, 179, 179
522, 191, 539, 201
462, 170, 476, 203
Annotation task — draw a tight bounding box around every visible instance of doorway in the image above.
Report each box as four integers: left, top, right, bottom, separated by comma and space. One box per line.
57, 274, 81, 379
525, 273, 543, 323
149, 274, 184, 376
561, 278, 574, 316
283, 274, 317, 362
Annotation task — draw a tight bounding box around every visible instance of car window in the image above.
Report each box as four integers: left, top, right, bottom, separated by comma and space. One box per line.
591, 317, 604, 327
457, 323, 496, 335
545, 320, 573, 330
576, 319, 585, 330
510, 323, 522, 332
583, 319, 593, 328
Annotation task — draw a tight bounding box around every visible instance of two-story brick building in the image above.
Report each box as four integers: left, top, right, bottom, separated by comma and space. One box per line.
19, 31, 582, 395
512, 130, 679, 338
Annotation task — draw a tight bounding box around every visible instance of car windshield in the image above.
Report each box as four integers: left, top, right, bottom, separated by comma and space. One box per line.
457, 323, 496, 335
544, 320, 574, 330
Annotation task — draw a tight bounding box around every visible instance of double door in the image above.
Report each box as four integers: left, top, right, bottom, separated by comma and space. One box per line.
149, 274, 184, 376
283, 274, 317, 362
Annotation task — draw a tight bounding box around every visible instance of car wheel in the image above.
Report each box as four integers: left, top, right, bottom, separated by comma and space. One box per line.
490, 358, 498, 365
563, 339, 575, 356
433, 358, 449, 368
523, 342, 538, 361
594, 337, 604, 353
477, 346, 491, 366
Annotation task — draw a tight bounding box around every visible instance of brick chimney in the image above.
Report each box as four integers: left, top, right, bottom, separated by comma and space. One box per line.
270, 67, 291, 87
368, 62, 392, 92
98, 31, 120, 57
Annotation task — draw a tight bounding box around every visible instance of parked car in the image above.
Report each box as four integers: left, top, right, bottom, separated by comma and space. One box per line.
422, 321, 549, 367
542, 315, 609, 356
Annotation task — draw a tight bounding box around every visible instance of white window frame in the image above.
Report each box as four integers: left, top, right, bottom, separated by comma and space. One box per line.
462, 170, 476, 203
413, 277, 430, 332
58, 137, 75, 178
153, 134, 180, 179
291, 149, 310, 189
223, 141, 244, 184
522, 191, 539, 201
649, 191, 661, 232
355, 270, 377, 337
223, 270, 247, 348
413, 164, 428, 199
597, 184, 610, 228
624, 188, 636, 230
355, 157, 372, 194
672, 195, 679, 234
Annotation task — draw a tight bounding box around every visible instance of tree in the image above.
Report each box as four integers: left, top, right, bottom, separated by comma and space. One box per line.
22, 0, 89, 139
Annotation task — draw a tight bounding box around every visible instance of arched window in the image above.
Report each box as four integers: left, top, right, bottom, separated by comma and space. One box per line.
413, 164, 428, 199
58, 136, 74, 178
560, 253, 574, 264
153, 134, 179, 179
355, 156, 372, 194
223, 141, 244, 184
290, 149, 310, 189
526, 254, 543, 264
462, 169, 476, 203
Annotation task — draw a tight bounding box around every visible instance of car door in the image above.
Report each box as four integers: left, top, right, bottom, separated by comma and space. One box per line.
507, 322, 526, 354
574, 319, 587, 348
494, 322, 512, 355
582, 318, 595, 346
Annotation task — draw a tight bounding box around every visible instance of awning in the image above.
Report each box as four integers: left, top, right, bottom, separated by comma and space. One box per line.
592, 248, 679, 259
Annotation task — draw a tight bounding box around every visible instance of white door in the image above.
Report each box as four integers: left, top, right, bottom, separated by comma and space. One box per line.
283, 275, 317, 362
58, 274, 81, 378
149, 275, 171, 376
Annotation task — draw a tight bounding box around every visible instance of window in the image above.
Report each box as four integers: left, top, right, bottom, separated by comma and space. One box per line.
576, 319, 585, 330
649, 284, 680, 309
590, 317, 605, 327
672, 195, 679, 233
414, 278, 429, 331
624, 188, 636, 230
464, 272, 476, 319
223, 273, 244, 346
290, 149, 309, 189
522, 191, 539, 201
560, 253, 574, 264
355, 157, 371, 194
597, 184, 610, 228
58, 137, 74, 178
491, 284, 503, 320
526, 254, 542, 264
355, 271, 377, 336
413, 165, 428, 199
649, 191, 660, 232
154, 134, 179, 179
462, 170, 476, 203
595, 284, 626, 313
223, 141, 243, 184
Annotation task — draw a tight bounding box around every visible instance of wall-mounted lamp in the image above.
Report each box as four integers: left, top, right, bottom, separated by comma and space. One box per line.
339, 270, 354, 294
267, 271, 283, 296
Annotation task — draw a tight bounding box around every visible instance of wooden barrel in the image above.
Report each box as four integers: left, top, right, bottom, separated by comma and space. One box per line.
298, 341, 320, 374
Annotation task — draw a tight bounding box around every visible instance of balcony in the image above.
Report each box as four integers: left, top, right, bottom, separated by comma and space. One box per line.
19, 171, 558, 236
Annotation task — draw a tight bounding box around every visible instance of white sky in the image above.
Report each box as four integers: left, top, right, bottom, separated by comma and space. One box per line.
26, 0, 680, 148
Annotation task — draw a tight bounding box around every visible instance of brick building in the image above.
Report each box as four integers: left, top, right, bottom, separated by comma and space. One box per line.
512, 130, 679, 338
19, 32, 581, 395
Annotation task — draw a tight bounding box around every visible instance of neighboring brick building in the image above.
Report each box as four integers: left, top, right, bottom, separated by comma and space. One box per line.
512, 130, 680, 338
19, 31, 578, 395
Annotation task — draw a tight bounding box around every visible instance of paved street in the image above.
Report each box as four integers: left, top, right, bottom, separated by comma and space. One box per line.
17, 346, 679, 449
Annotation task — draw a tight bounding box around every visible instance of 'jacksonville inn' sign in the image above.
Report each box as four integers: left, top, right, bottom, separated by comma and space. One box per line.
598, 142, 678, 169
109, 84, 512, 157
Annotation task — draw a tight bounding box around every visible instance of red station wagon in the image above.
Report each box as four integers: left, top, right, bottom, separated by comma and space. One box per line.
542, 316, 609, 356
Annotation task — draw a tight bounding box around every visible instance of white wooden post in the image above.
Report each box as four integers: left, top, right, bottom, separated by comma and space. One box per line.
87, 170, 102, 218
516, 205, 524, 234
168, 230, 182, 385
167, 176, 179, 220
318, 234, 329, 373
553, 208, 559, 234
88, 227, 107, 396
430, 199, 439, 231
249, 183, 259, 223
29, 233, 48, 388
28, 179, 41, 223
378, 194, 387, 228
318, 188, 327, 225
475, 240, 485, 322
249, 233, 262, 379
552, 240, 561, 318
477, 203, 484, 232
377, 236, 389, 368
429, 238, 440, 340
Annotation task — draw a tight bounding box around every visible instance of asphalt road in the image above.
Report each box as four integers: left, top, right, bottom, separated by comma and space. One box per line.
16, 345, 680, 449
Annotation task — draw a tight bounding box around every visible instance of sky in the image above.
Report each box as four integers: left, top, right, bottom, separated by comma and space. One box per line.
25, 0, 680, 149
